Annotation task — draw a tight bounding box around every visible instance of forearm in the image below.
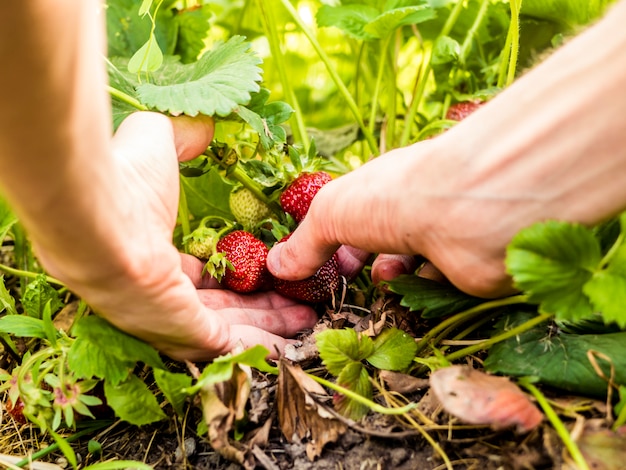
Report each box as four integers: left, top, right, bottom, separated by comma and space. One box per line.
418, 0, 626, 247
0, 2, 132, 283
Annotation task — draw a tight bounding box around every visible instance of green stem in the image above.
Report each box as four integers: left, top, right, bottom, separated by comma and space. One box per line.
178, 176, 192, 246
204, 151, 282, 216
258, 0, 310, 151
368, 35, 393, 140
497, 0, 523, 88
277, 0, 379, 156
310, 374, 416, 415
506, 0, 522, 86
106, 85, 148, 111
400, 0, 465, 147
444, 312, 552, 363
599, 228, 624, 269
520, 378, 590, 470
459, 0, 490, 65
415, 294, 528, 355
0, 263, 64, 287
14, 422, 112, 468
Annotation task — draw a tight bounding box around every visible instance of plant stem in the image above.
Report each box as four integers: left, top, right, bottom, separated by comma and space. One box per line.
178, 176, 192, 245
497, 0, 523, 88
277, 0, 379, 156
106, 86, 148, 111
400, 0, 465, 146
0, 263, 64, 287
443, 312, 552, 363
415, 294, 528, 355
203, 151, 282, 216
310, 374, 416, 415
369, 35, 393, 140
258, 0, 310, 151
459, 0, 490, 66
520, 378, 590, 470
14, 422, 112, 468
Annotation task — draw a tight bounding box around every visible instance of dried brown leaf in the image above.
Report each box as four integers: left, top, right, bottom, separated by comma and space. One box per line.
277, 360, 347, 460
430, 365, 543, 433
379, 370, 429, 394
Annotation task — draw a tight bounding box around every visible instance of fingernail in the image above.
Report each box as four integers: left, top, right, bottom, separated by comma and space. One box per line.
267, 244, 283, 276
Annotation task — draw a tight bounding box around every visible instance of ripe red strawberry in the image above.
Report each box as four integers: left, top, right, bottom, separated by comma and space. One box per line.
445, 100, 484, 121
279, 171, 332, 223
216, 230, 271, 293
272, 235, 340, 303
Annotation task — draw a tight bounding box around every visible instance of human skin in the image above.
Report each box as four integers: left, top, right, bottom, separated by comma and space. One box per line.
267, 0, 626, 298
0, 2, 318, 361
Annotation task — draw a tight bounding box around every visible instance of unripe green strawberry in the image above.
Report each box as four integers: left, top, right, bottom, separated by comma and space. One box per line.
229, 187, 273, 230
217, 230, 272, 293
280, 171, 332, 223
271, 234, 340, 303
184, 226, 220, 260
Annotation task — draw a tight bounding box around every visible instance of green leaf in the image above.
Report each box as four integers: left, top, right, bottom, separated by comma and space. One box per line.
0, 276, 17, 315
485, 311, 626, 398
136, 36, 262, 117
506, 220, 601, 321
193, 345, 276, 391
154, 368, 192, 416
364, 5, 436, 38
49, 429, 78, 469
431, 35, 461, 65
521, 0, 614, 29
368, 328, 417, 371
68, 316, 165, 383
128, 35, 164, 74
316, 5, 380, 40
335, 362, 372, 420
235, 89, 294, 149
104, 374, 167, 425
316, 328, 375, 376
105, 0, 178, 58
174, 6, 215, 63
585, 240, 626, 328
180, 165, 235, 220
0, 315, 46, 338
386, 275, 482, 318
21, 274, 63, 319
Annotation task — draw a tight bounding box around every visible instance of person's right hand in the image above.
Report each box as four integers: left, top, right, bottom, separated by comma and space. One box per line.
266, 138, 519, 299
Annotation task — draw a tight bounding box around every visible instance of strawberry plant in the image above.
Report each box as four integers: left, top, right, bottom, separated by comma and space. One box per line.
1, 0, 623, 468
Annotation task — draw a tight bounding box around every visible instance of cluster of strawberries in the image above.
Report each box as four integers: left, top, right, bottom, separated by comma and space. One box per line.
206, 171, 338, 303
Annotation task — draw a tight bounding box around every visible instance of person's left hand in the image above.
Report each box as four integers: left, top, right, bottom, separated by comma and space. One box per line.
45, 112, 318, 361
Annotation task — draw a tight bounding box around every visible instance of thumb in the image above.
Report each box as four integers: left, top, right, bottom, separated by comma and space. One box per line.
267, 212, 341, 281
169, 114, 214, 161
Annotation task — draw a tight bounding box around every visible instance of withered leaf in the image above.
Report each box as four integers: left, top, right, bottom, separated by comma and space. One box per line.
277, 359, 347, 460
430, 365, 543, 433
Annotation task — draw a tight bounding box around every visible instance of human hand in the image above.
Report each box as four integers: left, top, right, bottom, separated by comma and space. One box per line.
39, 112, 318, 361
266, 140, 518, 299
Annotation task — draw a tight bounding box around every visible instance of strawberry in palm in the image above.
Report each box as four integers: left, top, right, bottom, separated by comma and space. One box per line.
216, 230, 272, 293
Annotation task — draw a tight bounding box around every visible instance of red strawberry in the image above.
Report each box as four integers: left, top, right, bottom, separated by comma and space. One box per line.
272, 235, 340, 303
445, 100, 484, 121
216, 230, 271, 293
280, 171, 332, 223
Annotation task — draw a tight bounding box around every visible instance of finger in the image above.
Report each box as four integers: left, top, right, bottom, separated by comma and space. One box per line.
169, 114, 214, 162
336, 246, 371, 280
223, 325, 304, 360
180, 253, 221, 289
371, 254, 421, 285
196, 290, 318, 338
